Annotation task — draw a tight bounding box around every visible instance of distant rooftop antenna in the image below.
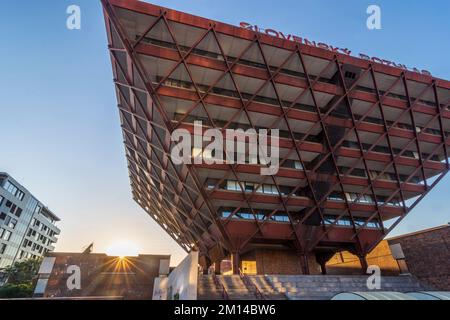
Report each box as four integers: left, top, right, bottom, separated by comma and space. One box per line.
82, 242, 94, 254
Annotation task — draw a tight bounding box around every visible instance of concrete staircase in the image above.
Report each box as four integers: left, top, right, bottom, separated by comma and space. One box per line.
218, 275, 255, 300
248, 275, 287, 300
266, 275, 429, 300
197, 275, 225, 300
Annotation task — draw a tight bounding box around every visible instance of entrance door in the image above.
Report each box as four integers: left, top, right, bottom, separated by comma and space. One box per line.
242, 261, 257, 275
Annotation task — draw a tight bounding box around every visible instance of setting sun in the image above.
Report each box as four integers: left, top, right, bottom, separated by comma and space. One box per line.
105, 241, 141, 258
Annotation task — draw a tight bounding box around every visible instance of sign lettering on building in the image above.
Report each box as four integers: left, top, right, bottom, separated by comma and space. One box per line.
239, 22, 431, 76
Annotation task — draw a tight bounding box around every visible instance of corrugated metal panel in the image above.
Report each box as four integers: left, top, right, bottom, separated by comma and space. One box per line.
406, 292, 450, 300
332, 291, 416, 300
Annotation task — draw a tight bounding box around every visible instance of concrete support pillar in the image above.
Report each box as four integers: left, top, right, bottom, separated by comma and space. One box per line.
359, 255, 368, 275
214, 261, 221, 275
319, 260, 327, 275
397, 259, 410, 275
203, 256, 212, 275
315, 251, 336, 275
299, 254, 310, 275
232, 252, 240, 275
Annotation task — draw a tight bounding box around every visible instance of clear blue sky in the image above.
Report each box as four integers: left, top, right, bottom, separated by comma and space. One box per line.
0, 0, 449, 264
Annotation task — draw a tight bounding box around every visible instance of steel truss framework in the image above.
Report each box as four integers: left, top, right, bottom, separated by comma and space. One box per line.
101, 0, 450, 267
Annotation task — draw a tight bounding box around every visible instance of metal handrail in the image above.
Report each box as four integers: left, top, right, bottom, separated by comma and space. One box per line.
212, 273, 229, 300
238, 269, 265, 300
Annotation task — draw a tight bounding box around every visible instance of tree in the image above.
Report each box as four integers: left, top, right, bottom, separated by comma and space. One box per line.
0, 258, 42, 298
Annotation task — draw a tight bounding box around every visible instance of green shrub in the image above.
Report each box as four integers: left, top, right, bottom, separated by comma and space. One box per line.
0, 258, 42, 298
0, 283, 34, 298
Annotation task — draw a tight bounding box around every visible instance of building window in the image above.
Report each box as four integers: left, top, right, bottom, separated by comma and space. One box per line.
235, 211, 253, 220
328, 193, 344, 201
0, 212, 6, 220
0, 195, 3, 206
5, 200, 12, 208
226, 180, 242, 191
270, 215, 290, 222
1, 229, 11, 241
225, 180, 293, 196
8, 218, 17, 229
219, 207, 289, 222
3, 181, 25, 201
7, 204, 22, 217
262, 184, 279, 195
244, 182, 255, 192
0, 243, 6, 254
344, 71, 357, 79
14, 207, 22, 217
345, 192, 374, 204
4, 181, 18, 195
294, 161, 304, 170
17, 190, 25, 201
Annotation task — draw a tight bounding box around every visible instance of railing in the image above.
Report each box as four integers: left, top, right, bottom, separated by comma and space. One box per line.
239, 269, 265, 300
212, 273, 229, 300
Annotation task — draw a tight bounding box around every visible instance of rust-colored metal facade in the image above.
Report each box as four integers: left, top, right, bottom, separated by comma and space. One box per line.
101, 0, 450, 273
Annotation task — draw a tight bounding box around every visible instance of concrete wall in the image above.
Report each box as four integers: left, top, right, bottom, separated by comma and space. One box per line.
326, 240, 401, 276
153, 251, 199, 300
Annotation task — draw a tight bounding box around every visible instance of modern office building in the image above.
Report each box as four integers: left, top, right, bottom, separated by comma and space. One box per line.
101, 0, 450, 275
0, 173, 60, 278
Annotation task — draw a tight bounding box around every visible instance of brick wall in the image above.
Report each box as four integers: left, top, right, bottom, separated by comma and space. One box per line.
42, 253, 169, 299
241, 249, 321, 275
388, 225, 450, 290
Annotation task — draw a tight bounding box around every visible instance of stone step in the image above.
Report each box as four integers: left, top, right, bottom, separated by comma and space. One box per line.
247, 275, 288, 300
198, 275, 256, 300
226, 290, 253, 294
200, 275, 426, 300
266, 275, 426, 300
198, 296, 225, 300
228, 295, 255, 300
197, 275, 226, 300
